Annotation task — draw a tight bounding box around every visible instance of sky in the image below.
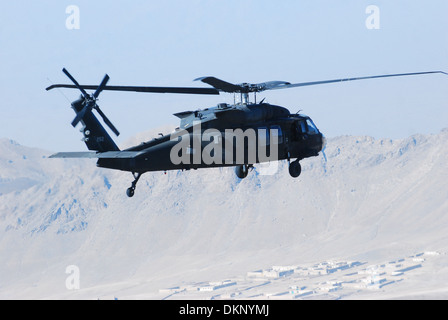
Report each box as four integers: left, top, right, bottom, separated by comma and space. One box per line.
0, 0, 447, 151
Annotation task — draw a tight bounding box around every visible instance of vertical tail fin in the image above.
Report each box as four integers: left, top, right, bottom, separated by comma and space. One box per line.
71, 97, 119, 152
55, 69, 120, 152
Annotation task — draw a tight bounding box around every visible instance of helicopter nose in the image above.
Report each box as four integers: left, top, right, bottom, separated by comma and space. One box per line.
321, 134, 327, 162
321, 134, 327, 152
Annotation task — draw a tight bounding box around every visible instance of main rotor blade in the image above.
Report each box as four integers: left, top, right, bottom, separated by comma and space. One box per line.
194, 77, 244, 93
46, 84, 220, 95
269, 71, 448, 91
93, 74, 110, 99
94, 104, 120, 136
253, 81, 292, 91
62, 68, 89, 98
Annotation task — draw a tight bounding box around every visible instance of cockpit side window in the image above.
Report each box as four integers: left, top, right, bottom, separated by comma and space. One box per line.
299, 121, 307, 134
291, 121, 305, 141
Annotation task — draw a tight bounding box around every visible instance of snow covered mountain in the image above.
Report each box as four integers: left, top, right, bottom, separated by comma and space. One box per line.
1, 128, 448, 300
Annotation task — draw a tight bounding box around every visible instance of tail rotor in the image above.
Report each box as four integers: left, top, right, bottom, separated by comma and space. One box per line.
62, 68, 120, 136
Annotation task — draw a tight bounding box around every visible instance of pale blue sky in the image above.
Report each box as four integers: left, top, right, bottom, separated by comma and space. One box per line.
1, 0, 447, 151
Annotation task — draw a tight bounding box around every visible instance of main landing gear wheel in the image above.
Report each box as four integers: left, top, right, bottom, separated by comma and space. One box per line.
126, 172, 142, 197
126, 187, 135, 198
289, 160, 302, 178
235, 164, 250, 179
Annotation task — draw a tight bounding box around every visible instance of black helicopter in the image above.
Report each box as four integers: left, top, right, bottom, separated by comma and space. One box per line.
47, 69, 446, 197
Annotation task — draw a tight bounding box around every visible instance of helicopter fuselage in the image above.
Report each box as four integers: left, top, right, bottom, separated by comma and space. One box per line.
96, 103, 325, 173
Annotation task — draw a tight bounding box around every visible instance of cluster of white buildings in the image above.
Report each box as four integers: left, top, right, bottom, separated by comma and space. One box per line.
246, 260, 363, 280
244, 252, 440, 298
159, 251, 441, 299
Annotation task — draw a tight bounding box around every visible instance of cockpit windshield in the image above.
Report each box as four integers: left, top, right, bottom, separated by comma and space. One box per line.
306, 118, 319, 134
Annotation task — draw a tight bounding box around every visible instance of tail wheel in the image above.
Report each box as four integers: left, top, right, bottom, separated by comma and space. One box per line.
126, 172, 142, 198
289, 160, 301, 178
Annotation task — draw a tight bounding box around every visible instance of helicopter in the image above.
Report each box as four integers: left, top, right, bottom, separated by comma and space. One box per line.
47, 69, 447, 197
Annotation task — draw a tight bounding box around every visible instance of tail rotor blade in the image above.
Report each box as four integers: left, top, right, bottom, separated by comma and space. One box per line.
93, 74, 110, 99
71, 105, 89, 127
62, 68, 89, 98
94, 105, 120, 136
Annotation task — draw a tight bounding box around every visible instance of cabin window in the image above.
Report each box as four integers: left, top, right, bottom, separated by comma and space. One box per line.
270, 125, 283, 144
213, 135, 222, 144
203, 131, 222, 144
258, 127, 269, 146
